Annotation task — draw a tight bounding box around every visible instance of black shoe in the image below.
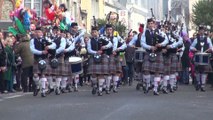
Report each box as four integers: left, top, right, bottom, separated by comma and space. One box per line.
55, 87, 60, 95
144, 89, 149, 94
195, 85, 200, 91
169, 87, 174, 93
41, 92, 46, 97
200, 87, 206, 92
153, 91, 159, 96
33, 89, 39, 96
162, 89, 168, 94
67, 85, 72, 92
47, 89, 54, 94
106, 90, 110, 94
136, 83, 141, 91
98, 91, 103, 96
16, 88, 22, 92
61, 88, 67, 93
113, 89, 118, 93
173, 86, 178, 91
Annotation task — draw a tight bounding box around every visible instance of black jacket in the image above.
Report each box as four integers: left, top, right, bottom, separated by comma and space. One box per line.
0, 40, 6, 67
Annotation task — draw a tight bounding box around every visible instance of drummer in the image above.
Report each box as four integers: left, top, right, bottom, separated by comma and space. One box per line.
128, 24, 145, 86
190, 26, 213, 92
87, 26, 112, 96
64, 22, 86, 92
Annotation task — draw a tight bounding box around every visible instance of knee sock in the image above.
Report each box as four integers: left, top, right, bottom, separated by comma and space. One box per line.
154, 77, 161, 92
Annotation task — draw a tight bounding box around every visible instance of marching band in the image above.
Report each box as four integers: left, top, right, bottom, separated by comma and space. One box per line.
3, 1, 213, 98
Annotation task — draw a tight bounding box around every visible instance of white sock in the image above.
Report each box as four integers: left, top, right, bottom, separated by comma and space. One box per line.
143, 74, 151, 88
56, 77, 62, 88
163, 75, 170, 88
195, 73, 201, 85
61, 77, 68, 89
154, 77, 161, 92
91, 77, 97, 87
201, 74, 207, 88
98, 78, 105, 92
74, 75, 79, 88
47, 76, 54, 89
40, 77, 47, 89
113, 76, 119, 90
169, 74, 176, 88
33, 76, 40, 89
106, 76, 112, 90
151, 75, 155, 86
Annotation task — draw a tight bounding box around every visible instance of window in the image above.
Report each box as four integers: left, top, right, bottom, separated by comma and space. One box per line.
91, 0, 99, 18
24, 0, 42, 17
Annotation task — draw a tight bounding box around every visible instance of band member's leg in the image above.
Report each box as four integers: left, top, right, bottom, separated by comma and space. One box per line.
201, 73, 207, 92
91, 75, 98, 95
153, 74, 161, 95
195, 73, 201, 91
143, 73, 151, 93
61, 77, 68, 93
33, 74, 40, 96
40, 75, 47, 97
105, 75, 112, 94
47, 76, 54, 94
55, 77, 62, 95
74, 75, 79, 91
169, 74, 176, 92
98, 75, 105, 96
162, 75, 169, 93
112, 75, 119, 93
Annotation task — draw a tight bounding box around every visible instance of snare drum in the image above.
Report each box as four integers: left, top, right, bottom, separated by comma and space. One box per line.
135, 49, 146, 62
194, 52, 211, 66
69, 57, 83, 75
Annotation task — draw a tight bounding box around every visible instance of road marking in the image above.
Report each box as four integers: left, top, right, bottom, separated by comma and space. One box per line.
4, 95, 23, 99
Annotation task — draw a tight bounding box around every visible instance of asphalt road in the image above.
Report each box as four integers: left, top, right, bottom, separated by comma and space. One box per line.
0, 84, 213, 120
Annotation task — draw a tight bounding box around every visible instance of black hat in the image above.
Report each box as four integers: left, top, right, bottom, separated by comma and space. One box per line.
52, 26, 59, 30
35, 27, 42, 31
91, 26, 98, 31
199, 26, 205, 30
147, 18, 155, 23
43, 0, 52, 6
70, 22, 78, 28
59, 4, 67, 11
105, 24, 113, 29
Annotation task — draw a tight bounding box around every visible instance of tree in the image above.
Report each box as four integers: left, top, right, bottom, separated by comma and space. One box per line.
192, 0, 213, 31
97, 18, 127, 37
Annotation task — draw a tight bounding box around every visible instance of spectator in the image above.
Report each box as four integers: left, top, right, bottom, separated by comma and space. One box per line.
0, 30, 7, 93
180, 32, 191, 85
4, 37, 16, 93
14, 34, 34, 92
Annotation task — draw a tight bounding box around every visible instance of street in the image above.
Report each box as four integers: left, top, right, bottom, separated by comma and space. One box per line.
0, 84, 213, 120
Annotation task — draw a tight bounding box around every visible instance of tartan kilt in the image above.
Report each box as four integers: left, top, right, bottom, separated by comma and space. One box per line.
87, 54, 109, 75
33, 59, 52, 75
134, 62, 143, 73
142, 52, 164, 74
195, 65, 212, 73
163, 55, 171, 75
51, 57, 70, 76
109, 55, 122, 74
170, 54, 182, 73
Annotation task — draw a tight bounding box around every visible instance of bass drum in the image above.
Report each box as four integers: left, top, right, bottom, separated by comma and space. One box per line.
69, 57, 83, 75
